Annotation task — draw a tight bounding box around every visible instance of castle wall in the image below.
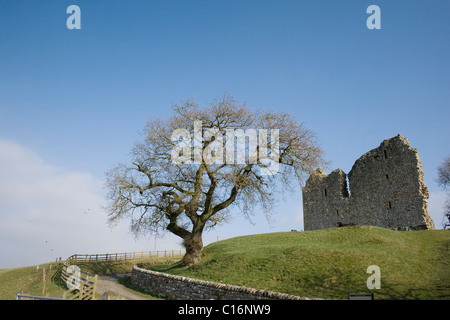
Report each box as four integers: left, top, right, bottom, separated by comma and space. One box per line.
302, 135, 435, 231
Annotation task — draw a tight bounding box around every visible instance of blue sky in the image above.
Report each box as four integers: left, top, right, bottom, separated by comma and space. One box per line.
0, 0, 449, 268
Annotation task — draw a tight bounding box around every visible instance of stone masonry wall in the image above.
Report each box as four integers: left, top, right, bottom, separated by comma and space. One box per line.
131, 265, 314, 300
302, 135, 435, 231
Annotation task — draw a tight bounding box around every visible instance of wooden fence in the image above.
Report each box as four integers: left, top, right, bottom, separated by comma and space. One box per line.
57, 249, 184, 300
60, 264, 98, 300
65, 250, 185, 264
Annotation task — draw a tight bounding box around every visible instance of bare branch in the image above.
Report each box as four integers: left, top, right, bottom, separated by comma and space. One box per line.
104, 94, 327, 265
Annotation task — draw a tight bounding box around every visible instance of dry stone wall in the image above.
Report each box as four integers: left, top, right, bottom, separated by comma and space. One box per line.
131, 265, 314, 300
302, 134, 435, 231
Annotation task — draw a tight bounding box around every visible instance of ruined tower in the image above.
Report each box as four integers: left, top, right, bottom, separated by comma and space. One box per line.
302, 134, 435, 231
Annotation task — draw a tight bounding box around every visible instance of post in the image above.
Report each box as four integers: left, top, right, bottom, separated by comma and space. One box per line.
92, 274, 98, 300
85, 275, 89, 300
42, 267, 46, 296
79, 279, 84, 300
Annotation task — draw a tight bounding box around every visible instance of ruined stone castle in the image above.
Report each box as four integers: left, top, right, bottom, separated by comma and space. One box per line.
302, 134, 435, 231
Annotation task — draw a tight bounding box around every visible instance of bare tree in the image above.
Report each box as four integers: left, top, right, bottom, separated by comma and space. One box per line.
437, 156, 450, 189
105, 95, 326, 265
437, 156, 450, 228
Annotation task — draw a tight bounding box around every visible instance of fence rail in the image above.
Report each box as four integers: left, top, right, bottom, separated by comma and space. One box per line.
16, 249, 184, 301
66, 250, 185, 264
59, 263, 98, 300
16, 291, 71, 301
59, 249, 184, 300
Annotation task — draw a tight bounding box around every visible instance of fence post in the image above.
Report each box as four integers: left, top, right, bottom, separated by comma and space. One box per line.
92, 274, 98, 300
79, 278, 84, 300
42, 267, 46, 296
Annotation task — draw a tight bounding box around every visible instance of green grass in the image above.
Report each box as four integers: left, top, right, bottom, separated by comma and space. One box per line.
80, 257, 178, 275
0, 257, 174, 300
2, 226, 448, 300
0, 262, 67, 300
145, 226, 450, 300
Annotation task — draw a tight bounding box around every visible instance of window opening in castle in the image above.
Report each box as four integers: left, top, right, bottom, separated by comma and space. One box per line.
384, 150, 388, 159
324, 189, 327, 196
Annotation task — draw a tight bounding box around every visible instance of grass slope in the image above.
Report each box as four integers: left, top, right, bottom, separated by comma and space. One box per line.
0, 258, 171, 300
0, 263, 67, 300
148, 226, 450, 300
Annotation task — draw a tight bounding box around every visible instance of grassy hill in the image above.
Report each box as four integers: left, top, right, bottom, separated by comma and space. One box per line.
147, 226, 450, 300
1, 226, 448, 300
0, 263, 67, 300
0, 259, 163, 300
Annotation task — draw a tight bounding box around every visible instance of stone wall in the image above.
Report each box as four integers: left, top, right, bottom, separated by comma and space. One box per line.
302, 134, 435, 231
131, 264, 313, 300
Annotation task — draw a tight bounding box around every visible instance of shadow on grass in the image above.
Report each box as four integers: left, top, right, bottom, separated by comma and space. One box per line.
141, 260, 185, 273
50, 265, 67, 289
118, 276, 164, 300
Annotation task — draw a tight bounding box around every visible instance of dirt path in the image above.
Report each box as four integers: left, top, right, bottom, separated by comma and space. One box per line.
95, 273, 151, 300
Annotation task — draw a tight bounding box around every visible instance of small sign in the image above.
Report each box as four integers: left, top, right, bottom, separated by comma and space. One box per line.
348, 293, 374, 300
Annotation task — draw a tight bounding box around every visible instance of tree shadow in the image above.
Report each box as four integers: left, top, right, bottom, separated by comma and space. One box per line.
139, 260, 184, 273
117, 276, 164, 300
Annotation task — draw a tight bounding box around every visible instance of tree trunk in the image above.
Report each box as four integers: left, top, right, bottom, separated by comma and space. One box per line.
182, 232, 203, 266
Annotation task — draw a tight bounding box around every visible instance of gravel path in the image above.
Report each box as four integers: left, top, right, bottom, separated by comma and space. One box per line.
95, 273, 151, 300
